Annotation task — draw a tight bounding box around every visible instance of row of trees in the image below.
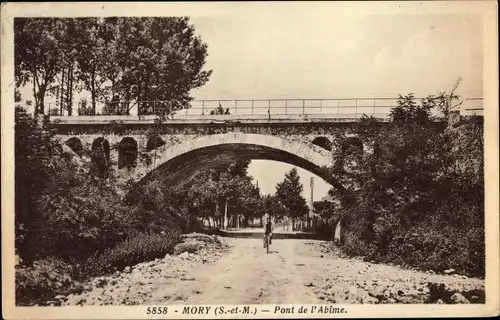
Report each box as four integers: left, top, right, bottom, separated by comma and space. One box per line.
14, 17, 212, 115
127, 161, 311, 232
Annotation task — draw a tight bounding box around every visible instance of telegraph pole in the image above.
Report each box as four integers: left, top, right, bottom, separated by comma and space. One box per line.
309, 177, 314, 228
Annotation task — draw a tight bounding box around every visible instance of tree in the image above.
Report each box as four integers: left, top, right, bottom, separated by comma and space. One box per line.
15, 106, 54, 262
74, 18, 117, 114
322, 86, 484, 277
262, 194, 286, 218
14, 105, 131, 262
14, 17, 212, 116
313, 200, 339, 223
14, 18, 67, 114
275, 168, 309, 228
106, 17, 212, 115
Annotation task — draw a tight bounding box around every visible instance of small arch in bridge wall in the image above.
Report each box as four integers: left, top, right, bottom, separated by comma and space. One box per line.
118, 137, 138, 169
91, 137, 111, 178
312, 136, 332, 151
341, 137, 363, 154
146, 136, 166, 152
65, 137, 84, 157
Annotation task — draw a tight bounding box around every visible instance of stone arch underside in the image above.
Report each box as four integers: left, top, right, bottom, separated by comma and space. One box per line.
118, 137, 138, 169
134, 133, 347, 193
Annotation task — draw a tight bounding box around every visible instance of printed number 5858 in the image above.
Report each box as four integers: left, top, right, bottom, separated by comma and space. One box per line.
146, 307, 168, 314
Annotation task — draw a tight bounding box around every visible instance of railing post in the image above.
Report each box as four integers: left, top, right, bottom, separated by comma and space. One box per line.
320, 99, 323, 113
268, 100, 271, 117
285, 100, 288, 115
337, 100, 340, 119
202, 100, 205, 115
251, 100, 254, 115
373, 98, 376, 116
235, 100, 237, 115
302, 99, 305, 115
355, 99, 358, 118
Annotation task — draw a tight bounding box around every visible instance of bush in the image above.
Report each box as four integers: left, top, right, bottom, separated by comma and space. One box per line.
81, 231, 181, 278
15, 257, 83, 306
340, 222, 484, 278
328, 93, 484, 278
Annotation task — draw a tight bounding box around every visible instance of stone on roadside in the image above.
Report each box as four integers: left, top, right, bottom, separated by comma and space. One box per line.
179, 252, 190, 259
93, 277, 108, 288
450, 292, 470, 304
361, 295, 379, 304
83, 284, 93, 292
444, 268, 455, 275
174, 240, 205, 255
124, 266, 131, 273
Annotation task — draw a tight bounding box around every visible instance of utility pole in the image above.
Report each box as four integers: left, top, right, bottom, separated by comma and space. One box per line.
309, 177, 314, 228
224, 199, 228, 230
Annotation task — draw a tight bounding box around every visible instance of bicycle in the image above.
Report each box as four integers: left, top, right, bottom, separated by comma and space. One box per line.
264, 233, 271, 254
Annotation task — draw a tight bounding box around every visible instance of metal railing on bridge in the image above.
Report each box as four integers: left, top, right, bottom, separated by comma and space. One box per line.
48, 97, 484, 119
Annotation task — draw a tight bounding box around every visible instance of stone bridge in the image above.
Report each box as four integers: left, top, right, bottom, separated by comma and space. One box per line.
50, 114, 388, 193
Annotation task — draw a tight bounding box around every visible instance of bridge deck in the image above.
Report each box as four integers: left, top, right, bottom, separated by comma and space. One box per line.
50, 114, 390, 125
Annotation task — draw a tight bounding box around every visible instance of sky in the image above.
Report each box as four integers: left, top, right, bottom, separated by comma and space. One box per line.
189, 14, 482, 100
247, 160, 330, 205
17, 12, 483, 202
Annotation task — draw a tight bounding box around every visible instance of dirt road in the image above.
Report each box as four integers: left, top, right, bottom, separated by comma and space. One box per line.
62, 237, 485, 305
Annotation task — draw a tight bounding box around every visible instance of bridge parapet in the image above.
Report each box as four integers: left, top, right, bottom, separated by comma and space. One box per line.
48, 97, 483, 118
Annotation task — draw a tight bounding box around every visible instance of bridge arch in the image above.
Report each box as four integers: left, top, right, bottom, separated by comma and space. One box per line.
134, 133, 347, 192
65, 137, 84, 157
146, 135, 166, 152
118, 137, 138, 169
91, 137, 110, 178
342, 136, 363, 154
312, 136, 332, 151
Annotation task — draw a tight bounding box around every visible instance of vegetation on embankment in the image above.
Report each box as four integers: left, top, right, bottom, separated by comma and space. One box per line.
317, 88, 484, 278
14, 106, 183, 306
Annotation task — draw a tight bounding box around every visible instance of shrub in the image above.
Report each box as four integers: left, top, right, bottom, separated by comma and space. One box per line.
340, 222, 484, 278
15, 257, 83, 306
81, 231, 181, 278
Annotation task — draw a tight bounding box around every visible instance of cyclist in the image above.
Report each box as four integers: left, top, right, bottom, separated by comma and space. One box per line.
263, 216, 273, 248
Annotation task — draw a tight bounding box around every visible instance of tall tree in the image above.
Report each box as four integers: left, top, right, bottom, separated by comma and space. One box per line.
14, 18, 67, 114
275, 168, 309, 225
105, 17, 212, 115
74, 18, 116, 114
